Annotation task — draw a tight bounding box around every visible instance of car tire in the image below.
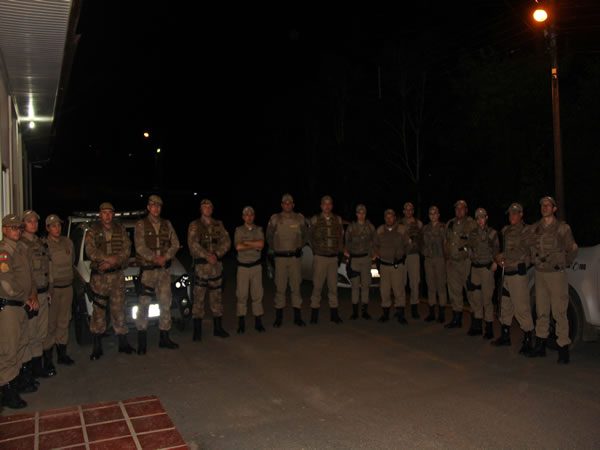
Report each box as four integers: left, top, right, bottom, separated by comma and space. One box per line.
530, 285, 584, 351
73, 295, 92, 346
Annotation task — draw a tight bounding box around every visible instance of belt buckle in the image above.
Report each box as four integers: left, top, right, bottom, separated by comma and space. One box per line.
393, 263, 398, 269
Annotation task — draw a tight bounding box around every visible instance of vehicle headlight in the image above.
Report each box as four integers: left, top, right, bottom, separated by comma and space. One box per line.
125, 275, 135, 282
131, 304, 160, 319
173, 274, 191, 289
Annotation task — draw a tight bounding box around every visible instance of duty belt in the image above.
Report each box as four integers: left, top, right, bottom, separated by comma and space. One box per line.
37, 285, 49, 294
91, 267, 120, 275
87, 288, 109, 310
274, 249, 302, 258
53, 283, 72, 289
140, 260, 172, 271
0, 298, 24, 311
350, 253, 369, 258
504, 263, 528, 277
315, 253, 338, 258
237, 260, 262, 268
471, 261, 493, 269
379, 256, 406, 268
193, 257, 222, 265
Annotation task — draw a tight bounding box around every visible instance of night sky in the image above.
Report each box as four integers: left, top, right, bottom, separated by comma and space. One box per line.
31, 0, 600, 245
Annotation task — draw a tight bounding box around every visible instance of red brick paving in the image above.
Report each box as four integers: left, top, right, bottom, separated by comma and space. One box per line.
0, 396, 188, 449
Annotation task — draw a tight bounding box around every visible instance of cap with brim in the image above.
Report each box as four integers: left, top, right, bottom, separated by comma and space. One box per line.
454, 200, 468, 208
356, 204, 367, 213
2, 214, 23, 227
281, 193, 294, 203
148, 194, 163, 205
45, 214, 63, 226
428, 206, 439, 214
200, 199, 213, 207
99, 202, 114, 211
242, 206, 255, 215
321, 195, 333, 204
475, 208, 488, 218
384, 208, 396, 217
506, 202, 523, 214
22, 210, 40, 222
403, 202, 414, 210
539, 196, 557, 207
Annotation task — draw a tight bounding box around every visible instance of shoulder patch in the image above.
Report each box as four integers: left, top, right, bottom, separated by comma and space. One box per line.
0, 251, 9, 261
0, 262, 9, 272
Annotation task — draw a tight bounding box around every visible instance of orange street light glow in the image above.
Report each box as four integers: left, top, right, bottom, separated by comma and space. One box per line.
533, 9, 548, 22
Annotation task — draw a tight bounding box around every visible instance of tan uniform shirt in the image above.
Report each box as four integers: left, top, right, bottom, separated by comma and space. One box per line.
134, 217, 180, 262
266, 212, 307, 252
422, 222, 446, 258
20, 233, 49, 289
47, 236, 75, 286
374, 223, 409, 263
345, 221, 376, 256
532, 218, 578, 272
401, 217, 423, 255
234, 224, 264, 264
0, 238, 35, 301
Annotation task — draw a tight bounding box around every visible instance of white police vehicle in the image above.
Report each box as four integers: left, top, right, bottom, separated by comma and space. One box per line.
67, 210, 192, 345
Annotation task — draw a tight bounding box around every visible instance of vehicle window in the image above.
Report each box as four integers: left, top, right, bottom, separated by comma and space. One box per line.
71, 226, 85, 264
126, 226, 136, 258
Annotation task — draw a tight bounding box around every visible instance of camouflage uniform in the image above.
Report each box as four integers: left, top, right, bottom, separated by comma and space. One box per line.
234, 223, 264, 317
531, 197, 578, 362
374, 218, 409, 321
400, 215, 423, 310
344, 219, 376, 306
0, 218, 34, 400
188, 216, 231, 318
422, 220, 447, 312
84, 221, 132, 335
309, 212, 344, 310
134, 216, 180, 331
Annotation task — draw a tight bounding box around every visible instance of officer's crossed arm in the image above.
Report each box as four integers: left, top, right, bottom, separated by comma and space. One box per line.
187, 221, 210, 259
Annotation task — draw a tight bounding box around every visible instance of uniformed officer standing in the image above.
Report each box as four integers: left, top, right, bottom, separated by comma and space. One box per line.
134, 195, 180, 354
21, 210, 54, 378
444, 200, 476, 328
85, 202, 135, 360
422, 206, 447, 323
492, 203, 535, 355
0, 214, 38, 409
234, 206, 265, 334
344, 204, 376, 320
188, 199, 231, 340
309, 195, 344, 324
401, 202, 423, 319
374, 209, 410, 324
266, 193, 308, 328
529, 196, 578, 364
466, 208, 499, 338
44, 214, 75, 368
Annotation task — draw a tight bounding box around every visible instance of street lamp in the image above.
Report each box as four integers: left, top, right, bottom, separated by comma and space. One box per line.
143, 131, 150, 138
532, 1, 565, 219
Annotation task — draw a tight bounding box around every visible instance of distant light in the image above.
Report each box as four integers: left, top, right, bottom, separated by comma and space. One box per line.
193, 192, 198, 196
128, 153, 132, 157
140, 194, 143, 198
156, 148, 161, 154
143, 132, 150, 138
533, 9, 548, 22
28, 121, 35, 129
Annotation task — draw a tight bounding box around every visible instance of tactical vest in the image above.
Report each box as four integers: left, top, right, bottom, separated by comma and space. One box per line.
21, 235, 49, 289
501, 222, 530, 269
470, 227, 496, 264
136, 217, 171, 265
446, 217, 475, 260
272, 213, 304, 251
195, 219, 225, 253
376, 224, 408, 262
91, 222, 126, 257
533, 220, 568, 270
312, 214, 342, 255
47, 237, 74, 284
346, 221, 375, 255
422, 222, 445, 258
401, 218, 422, 254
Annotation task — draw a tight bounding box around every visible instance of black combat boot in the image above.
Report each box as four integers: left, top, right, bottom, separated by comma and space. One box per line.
42, 348, 58, 376
395, 307, 408, 325
361, 304, 371, 320
273, 308, 283, 328
437, 306, 446, 324
350, 303, 359, 320
237, 316, 246, 334
213, 317, 230, 338
557, 344, 570, 364
483, 321, 494, 340
193, 318, 203, 341
330, 308, 343, 324
519, 331, 533, 356
137, 330, 147, 355
424, 305, 436, 322
118, 334, 136, 354
293, 308, 306, 327
492, 325, 511, 346
1, 379, 27, 409
90, 334, 103, 360
467, 318, 483, 336
378, 307, 390, 323
310, 308, 319, 324
159, 330, 179, 349
411, 303, 420, 319
16, 362, 38, 394
528, 336, 547, 358
444, 311, 462, 329
255, 315, 266, 332
32, 355, 54, 378
56, 344, 75, 365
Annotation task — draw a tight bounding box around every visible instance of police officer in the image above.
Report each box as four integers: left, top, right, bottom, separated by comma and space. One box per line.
134, 195, 180, 354
492, 203, 535, 355
444, 200, 476, 328
85, 202, 135, 360
401, 202, 423, 319
0, 214, 39, 409
21, 210, 54, 378
344, 204, 376, 320
266, 193, 308, 327
309, 195, 344, 324
374, 209, 410, 324
234, 206, 265, 334
422, 206, 447, 323
44, 214, 75, 367
466, 208, 499, 338
529, 196, 578, 364
188, 199, 231, 340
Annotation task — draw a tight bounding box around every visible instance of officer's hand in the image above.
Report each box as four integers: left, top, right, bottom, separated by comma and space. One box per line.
98, 261, 111, 272
494, 253, 504, 266
491, 262, 498, 272
343, 250, 350, 258
207, 254, 218, 265
27, 296, 39, 311
154, 255, 167, 267
104, 255, 119, 267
